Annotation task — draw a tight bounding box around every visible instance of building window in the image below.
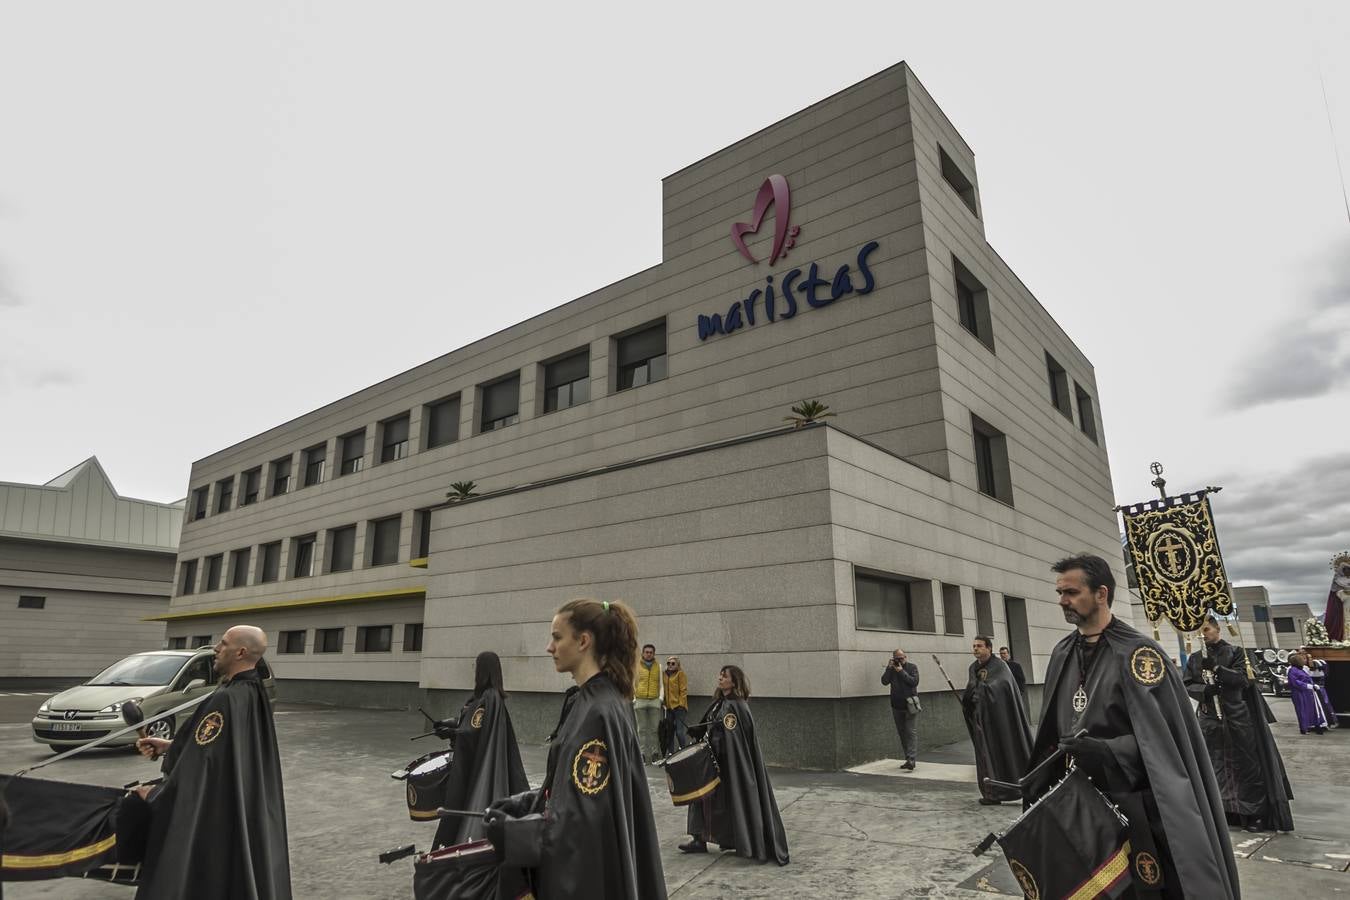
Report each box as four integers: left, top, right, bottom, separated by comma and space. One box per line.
953, 257, 994, 351
339, 430, 366, 476
855, 572, 913, 631
974, 590, 994, 637
1074, 384, 1098, 443
215, 476, 234, 514
270, 456, 292, 498
424, 395, 461, 449
543, 350, 591, 413
180, 560, 198, 595
615, 322, 667, 391
302, 444, 326, 487
1274, 617, 1296, 634
370, 515, 401, 567
278, 630, 306, 654
315, 627, 344, 653
204, 554, 223, 592
192, 635, 212, 648
356, 625, 393, 653
941, 583, 964, 635
938, 145, 978, 216
167, 636, 187, 650
328, 525, 357, 573
479, 374, 521, 433
404, 623, 424, 652
240, 467, 262, 506
971, 415, 1014, 505
229, 548, 251, 588
414, 509, 432, 559
191, 487, 208, 521
292, 534, 316, 578
17, 595, 45, 610
259, 541, 281, 583
1045, 353, 1072, 419
379, 414, 410, 463
1253, 605, 1270, 623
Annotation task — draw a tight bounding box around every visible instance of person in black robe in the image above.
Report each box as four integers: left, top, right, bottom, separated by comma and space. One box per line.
432, 651, 529, 849
130, 625, 290, 900
1024, 554, 1239, 899
486, 599, 666, 899
999, 646, 1029, 710
1183, 618, 1294, 833
678, 665, 789, 865
963, 636, 1033, 804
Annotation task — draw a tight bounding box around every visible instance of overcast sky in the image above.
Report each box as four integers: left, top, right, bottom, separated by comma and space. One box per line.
1, 2, 1346, 609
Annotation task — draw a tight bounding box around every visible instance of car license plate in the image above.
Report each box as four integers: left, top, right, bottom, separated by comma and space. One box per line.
51, 722, 81, 732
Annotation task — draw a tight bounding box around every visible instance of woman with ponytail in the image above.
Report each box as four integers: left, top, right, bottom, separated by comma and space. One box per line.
486, 599, 667, 899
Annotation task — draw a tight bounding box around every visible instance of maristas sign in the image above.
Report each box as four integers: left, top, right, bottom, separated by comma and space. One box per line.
697, 174, 879, 342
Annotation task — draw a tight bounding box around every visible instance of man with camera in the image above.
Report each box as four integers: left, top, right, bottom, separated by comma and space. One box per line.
882, 648, 920, 770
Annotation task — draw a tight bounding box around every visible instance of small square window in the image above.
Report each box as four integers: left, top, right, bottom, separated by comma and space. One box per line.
543, 349, 591, 413
339, 430, 365, 476
17, 595, 46, 610
370, 516, 401, 567
941, 583, 964, 636
191, 487, 209, 521
278, 630, 306, 654
328, 525, 356, 573
403, 623, 424, 652
615, 322, 667, 391
1045, 353, 1072, 419
215, 477, 234, 514
971, 414, 1014, 506
292, 535, 316, 578
229, 548, 251, 588
953, 257, 994, 351
356, 625, 393, 653
180, 560, 198, 595
479, 374, 521, 433
167, 636, 188, 650
192, 635, 213, 649
302, 445, 326, 488
204, 554, 223, 591
938, 145, 978, 216
380, 414, 410, 464
315, 627, 344, 653
270, 456, 292, 497
241, 467, 262, 506
1074, 384, 1098, 443
259, 542, 281, 583
424, 395, 461, 449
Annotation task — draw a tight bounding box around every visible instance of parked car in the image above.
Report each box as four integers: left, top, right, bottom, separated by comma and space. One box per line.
32, 648, 275, 751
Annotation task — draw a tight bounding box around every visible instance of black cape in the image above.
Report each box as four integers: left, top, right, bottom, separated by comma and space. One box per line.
500, 673, 666, 900
963, 656, 1033, 802
686, 696, 789, 865
137, 667, 290, 900
1025, 617, 1239, 899
433, 688, 529, 848
1183, 642, 1294, 831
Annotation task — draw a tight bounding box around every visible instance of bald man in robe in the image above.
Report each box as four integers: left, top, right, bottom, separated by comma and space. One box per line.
131, 625, 291, 899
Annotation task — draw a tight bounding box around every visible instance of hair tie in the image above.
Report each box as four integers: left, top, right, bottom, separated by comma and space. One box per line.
602, 600, 610, 613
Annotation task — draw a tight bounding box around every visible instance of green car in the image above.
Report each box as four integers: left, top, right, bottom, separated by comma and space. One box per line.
32, 648, 276, 750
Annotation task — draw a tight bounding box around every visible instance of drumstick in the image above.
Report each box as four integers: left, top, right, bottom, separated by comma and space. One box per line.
434, 807, 486, 819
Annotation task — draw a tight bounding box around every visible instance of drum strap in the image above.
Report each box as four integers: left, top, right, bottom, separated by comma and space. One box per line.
1111, 789, 1167, 894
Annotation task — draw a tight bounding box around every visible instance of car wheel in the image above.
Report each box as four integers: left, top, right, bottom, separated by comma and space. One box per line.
146, 717, 175, 741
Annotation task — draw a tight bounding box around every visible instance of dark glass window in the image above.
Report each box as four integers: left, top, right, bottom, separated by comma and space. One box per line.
972, 415, 1013, 505
1253, 605, 1270, 623
1274, 617, 1296, 634
241, 467, 262, 506
543, 350, 590, 413
180, 560, 198, 595
1075, 384, 1098, 443
953, 257, 993, 351
403, 623, 424, 652
215, 477, 234, 513
370, 516, 401, 566
425, 396, 461, 449
292, 535, 316, 578
18, 595, 45, 609
315, 628, 344, 653
328, 525, 356, 573
204, 554, 223, 591
479, 375, 521, 433
303, 445, 326, 487
380, 414, 410, 463
260, 542, 281, 583
616, 322, 667, 391
270, 456, 292, 497
278, 630, 306, 654
191, 487, 208, 521
339, 430, 365, 475
167, 636, 187, 649
415, 510, 432, 559
942, 583, 964, 635
855, 573, 912, 631
192, 635, 212, 648
356, 625, 393, 653
939, 145, 978, 215
1045, 353, 1072, 418
229, 548, 250, 588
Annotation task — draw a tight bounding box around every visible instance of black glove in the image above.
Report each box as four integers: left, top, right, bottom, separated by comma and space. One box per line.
483, 808, 508, 854
1058, 734, 1112, 768
1200, 655, 1216, 671
1202, 684, 1219, 701
687, 723, 708, 742
487, 789, 539, 819
433, 718, 458, 740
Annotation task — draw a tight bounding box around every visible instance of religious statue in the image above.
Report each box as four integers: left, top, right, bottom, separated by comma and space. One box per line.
1320, 552, 1350, 642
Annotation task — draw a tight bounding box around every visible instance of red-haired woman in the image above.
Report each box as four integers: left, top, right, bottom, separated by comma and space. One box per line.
487, 599, 667, 899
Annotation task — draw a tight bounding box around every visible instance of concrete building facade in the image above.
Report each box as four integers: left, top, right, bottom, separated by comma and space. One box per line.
1230, 585, 1277, 649
1270, 602, 1315, 650
0, 458, 181, 683
161, 63, 1123, 766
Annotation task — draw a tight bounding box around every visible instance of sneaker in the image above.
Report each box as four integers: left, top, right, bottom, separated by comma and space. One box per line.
678, 840, 708, 854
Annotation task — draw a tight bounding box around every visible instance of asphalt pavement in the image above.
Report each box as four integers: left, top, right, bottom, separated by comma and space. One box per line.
1, 687, 1347, 898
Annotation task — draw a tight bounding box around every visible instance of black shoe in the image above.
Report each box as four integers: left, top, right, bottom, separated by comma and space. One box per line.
678, 840, 708, 854
901, 760, 916, 771
1244, 820, 1263, 833
978, 798, 1000, 806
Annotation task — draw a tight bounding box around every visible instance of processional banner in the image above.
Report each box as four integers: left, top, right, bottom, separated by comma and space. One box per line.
1120, 491, 1233, 633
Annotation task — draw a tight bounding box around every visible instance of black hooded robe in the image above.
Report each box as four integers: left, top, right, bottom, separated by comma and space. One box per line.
685, 696, 789, 865
963, 656, 1033, 802
498, 673, 666, 900
1183, 642, 1294, 832
433, 688, 529, 849
135, 668, 290, 900
1024, 618, 1239, 899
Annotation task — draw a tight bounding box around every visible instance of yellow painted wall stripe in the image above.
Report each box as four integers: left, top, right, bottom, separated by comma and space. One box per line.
144, 587, 426, 622
3, 834, 117, 869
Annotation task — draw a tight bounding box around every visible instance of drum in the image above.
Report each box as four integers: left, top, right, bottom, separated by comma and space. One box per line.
402, 750, 452, 821
661, 741, 720, 806
411, 840, 499, 900
1277, 649, 1291, 663
1262, 648, 1279, 664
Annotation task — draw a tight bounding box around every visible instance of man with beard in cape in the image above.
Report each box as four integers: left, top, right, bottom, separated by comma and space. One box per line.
963, 636, 1033, 805
129, 625, 290, 900
432, 651, 528, 849
678, 665, 789, 865
1183, 618, 1294, 833
1023, 554, 1239, 899
485, 599, 666, 899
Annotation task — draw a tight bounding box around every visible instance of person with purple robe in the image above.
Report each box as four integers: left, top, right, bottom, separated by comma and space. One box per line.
1287, 653, 1330, 735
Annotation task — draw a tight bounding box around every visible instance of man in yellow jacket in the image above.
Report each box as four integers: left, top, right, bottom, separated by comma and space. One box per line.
634, 643, 663, 763
662, 656, 690, 755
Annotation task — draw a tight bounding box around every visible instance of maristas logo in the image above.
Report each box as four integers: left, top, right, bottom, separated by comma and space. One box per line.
730, 174, 800, 265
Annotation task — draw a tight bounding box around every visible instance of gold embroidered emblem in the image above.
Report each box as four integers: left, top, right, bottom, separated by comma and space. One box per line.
1008, 859, 1039, 899
194, 711, 224, 746
1130, 647, 1166, 686
978, 668, 989, 681
571, 739, 610, 795
406, 781, 418, 807
1135, 851, 1162, 886
471, 707, 485, 729
722, 712, 738, 731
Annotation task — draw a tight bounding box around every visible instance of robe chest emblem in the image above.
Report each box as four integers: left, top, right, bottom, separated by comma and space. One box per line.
195, 711, 225, 746
722, 712, 738, 731
471, 707, 485, 729
1130, 647, 1166, 686
572, 739, 611, 795
978, 668, 988, 681
1008, 859, 1039, 899
1134, 851, 1162, 886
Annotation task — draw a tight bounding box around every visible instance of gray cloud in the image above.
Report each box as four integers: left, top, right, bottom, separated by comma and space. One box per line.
1209, 451, 1350, 609
0, 360, 80, 393
1224, 241, 1350, 409
0, 262, 19, 308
